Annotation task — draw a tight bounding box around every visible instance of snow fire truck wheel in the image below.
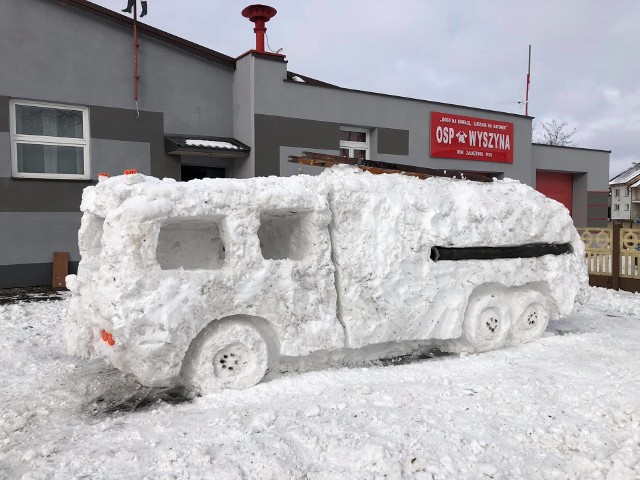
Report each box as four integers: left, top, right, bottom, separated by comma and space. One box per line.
182, 320, 270, 394
460, 288, 511, 352
508, 290, 550, 344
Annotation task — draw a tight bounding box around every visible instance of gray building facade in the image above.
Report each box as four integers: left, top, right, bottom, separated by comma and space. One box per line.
0, 0, 610, 288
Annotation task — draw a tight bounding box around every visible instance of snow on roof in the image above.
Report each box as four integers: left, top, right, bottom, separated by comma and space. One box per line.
609, 163, 640, 185
630, 178, 640, 188
185, 139, 240, 150
291, 75, 305, 83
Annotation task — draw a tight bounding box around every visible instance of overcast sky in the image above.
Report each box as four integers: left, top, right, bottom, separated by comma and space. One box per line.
95, 0, 639, 177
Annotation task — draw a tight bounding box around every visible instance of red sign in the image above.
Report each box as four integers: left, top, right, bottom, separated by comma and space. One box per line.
430, 112, 514, 163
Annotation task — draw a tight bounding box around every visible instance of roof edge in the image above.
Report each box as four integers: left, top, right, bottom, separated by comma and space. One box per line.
532, 143, 612, 154
54, 0, 236, 69
286, 71, 339, 89
165, 134, 250, 158
609, 177, 640, 186
165, 134, 250, 150
609, 163, 640, 184
282, 79, 534, 120
236, 50, 287, 62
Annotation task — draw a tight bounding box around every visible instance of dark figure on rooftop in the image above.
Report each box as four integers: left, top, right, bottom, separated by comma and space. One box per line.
122, 0, 148, 18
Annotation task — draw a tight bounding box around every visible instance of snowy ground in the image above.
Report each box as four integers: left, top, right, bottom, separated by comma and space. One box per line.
1, 288, 639, 480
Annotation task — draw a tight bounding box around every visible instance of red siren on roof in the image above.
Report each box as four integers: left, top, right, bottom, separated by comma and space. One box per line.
241, 4, 277, 54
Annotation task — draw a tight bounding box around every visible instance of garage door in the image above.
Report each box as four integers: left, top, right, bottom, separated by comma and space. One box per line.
536, 171, 573, 215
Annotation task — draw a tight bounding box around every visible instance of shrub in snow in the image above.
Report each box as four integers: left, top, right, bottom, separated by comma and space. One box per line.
65, 166, 587, 393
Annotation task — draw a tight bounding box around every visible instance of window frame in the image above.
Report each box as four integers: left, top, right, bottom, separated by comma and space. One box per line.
339, 127, 370, 160
9, 99, 91, 180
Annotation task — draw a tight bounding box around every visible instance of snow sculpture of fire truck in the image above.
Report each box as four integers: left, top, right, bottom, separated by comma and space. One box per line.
65, 159, 587, 393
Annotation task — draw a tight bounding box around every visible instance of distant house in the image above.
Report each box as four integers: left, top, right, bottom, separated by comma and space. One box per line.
609, 164, 640, 222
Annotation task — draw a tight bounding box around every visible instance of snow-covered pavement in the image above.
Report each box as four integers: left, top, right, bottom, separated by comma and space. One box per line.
1, 288, 639, 479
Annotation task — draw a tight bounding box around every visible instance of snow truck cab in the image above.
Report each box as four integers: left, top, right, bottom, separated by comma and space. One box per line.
65, 165, 588, 393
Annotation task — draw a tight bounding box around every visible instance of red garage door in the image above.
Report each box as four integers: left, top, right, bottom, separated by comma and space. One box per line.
536, 171, 573, 215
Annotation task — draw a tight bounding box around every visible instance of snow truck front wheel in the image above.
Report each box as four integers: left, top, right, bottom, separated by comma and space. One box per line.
460, 287, 511, 352
182, 319, 270, 394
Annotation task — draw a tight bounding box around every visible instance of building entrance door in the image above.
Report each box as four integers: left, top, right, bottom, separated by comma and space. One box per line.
181, 165, 225, 181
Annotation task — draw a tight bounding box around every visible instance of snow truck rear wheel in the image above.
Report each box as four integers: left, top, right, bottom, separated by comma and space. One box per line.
182, 320, 269, 394
460, 289, 511, 352
508, 290, 550, 344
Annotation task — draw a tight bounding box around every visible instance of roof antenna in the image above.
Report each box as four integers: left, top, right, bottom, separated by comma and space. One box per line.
525, 44, 532, 116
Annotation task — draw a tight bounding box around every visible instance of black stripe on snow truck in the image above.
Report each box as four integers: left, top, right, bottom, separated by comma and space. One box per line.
430, 243, 573, 262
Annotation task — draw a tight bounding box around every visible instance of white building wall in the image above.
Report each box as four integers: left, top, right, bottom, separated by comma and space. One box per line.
610, 185, 632, 220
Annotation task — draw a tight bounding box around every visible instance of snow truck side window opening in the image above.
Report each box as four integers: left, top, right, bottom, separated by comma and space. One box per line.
258, 210, 312, 261
10, 100, 90, 180
156, 216, 226, 270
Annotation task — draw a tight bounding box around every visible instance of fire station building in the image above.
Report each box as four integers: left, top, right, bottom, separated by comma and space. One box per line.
0, 0, 610, 288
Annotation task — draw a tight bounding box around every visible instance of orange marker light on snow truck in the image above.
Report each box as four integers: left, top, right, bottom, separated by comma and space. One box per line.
101, 329, 115, 346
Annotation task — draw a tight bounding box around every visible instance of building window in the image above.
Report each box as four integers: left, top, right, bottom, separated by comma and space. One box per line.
10, 100, 90, 179
625, 204, 629, 211
614, 189, 620, 197
614, 204, 620, 211
625, 187, 630, 197
339, 127, 369, 160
